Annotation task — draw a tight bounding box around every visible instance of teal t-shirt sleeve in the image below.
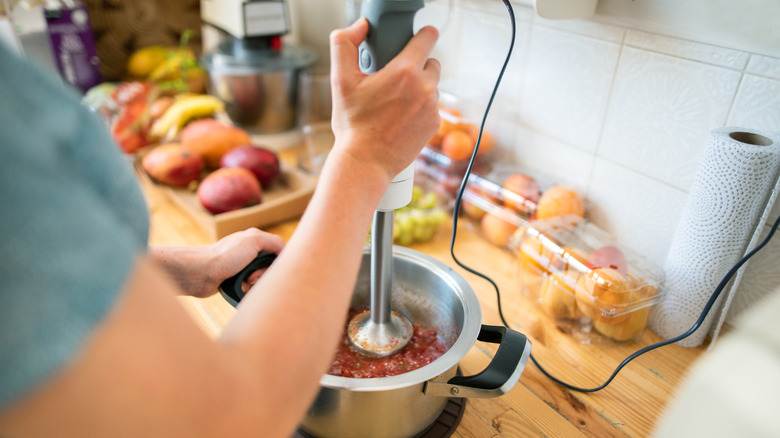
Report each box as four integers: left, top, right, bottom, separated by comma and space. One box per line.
0, 42, 149, 409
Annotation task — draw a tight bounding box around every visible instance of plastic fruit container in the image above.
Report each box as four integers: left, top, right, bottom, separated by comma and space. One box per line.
419, 91, 496, 179
512, 215, 664, 342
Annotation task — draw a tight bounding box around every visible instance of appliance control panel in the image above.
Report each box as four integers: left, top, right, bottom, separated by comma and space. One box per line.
201, 0, 289, 39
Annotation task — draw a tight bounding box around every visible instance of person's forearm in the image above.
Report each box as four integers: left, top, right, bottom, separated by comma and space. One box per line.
218, 141, 392, 433
148, 246, 213, 297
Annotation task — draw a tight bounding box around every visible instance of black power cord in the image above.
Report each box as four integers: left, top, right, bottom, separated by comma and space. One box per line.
447, 0, 780, 393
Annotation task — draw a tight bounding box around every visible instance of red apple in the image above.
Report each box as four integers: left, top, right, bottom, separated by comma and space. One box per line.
220, 145, 280, 188
586, 245, 628, 274
197, 167, 262, 214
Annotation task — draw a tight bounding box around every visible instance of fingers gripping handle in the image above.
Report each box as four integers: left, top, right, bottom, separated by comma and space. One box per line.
359, 0, 425, 211
358, 0, 425, 74
218, 251, 278, 306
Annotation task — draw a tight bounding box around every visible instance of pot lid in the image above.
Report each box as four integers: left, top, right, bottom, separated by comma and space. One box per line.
202, 40, 317, 75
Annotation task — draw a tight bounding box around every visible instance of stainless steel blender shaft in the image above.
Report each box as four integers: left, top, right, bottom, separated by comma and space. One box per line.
346, 210, 413, 357
370, 210, 394, 325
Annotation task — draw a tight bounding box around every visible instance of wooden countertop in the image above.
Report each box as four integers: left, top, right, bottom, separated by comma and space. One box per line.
139, 149, 707, 438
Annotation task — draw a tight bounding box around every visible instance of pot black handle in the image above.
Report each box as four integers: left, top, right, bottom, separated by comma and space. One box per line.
219, 251, 278, 306
423, 325, 532, 398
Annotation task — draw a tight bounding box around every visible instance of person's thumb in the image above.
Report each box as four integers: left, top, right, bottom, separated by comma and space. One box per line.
329, 18, 369, 85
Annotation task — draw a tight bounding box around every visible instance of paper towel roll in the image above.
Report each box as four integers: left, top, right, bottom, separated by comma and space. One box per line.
649, 126, 780, 348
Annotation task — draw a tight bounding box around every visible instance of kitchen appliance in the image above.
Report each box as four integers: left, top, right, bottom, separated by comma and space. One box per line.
345, 0, 426, 358
218, 1, 532, 435
220, 247, 532, 438
200, 0, 316, 136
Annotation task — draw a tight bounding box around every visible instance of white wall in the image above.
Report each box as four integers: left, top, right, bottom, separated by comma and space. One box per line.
286, 0, 352, 70
284, 0, 780, 324
417, 0, 780, 323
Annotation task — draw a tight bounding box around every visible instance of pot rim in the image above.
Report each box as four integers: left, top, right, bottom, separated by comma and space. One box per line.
319, 246, 482, 391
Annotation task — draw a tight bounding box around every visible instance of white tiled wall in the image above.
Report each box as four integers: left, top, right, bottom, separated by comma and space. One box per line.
418, 0, 780, 323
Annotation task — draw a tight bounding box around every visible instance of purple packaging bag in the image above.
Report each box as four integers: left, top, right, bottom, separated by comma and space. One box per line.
44, 3, 102, 93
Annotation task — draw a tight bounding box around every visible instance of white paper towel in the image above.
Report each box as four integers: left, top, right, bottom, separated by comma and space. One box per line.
649, 126, 780, 348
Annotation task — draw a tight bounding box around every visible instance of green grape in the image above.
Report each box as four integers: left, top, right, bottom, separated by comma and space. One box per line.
413, 222, 435, 242
411, 185, 424, 205
396, 228, 415, 246
428, 208, 448, 226
416, 192, 438, 210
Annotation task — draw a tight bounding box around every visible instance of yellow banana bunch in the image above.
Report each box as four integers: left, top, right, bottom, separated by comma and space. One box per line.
147, 49, 196, 83
149, 94, 224, 140
126, 46, 171, 78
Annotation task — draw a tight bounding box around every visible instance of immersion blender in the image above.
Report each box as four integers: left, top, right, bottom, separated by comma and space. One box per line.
346, 0, 426, 357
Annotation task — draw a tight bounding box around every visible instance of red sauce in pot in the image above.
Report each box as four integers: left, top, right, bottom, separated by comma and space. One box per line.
328, 309, 448, 378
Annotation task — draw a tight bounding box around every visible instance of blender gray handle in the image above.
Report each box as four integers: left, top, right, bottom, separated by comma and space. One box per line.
423, 325, 532, 398
358, 0, 425, 73
219, 251, 277, 306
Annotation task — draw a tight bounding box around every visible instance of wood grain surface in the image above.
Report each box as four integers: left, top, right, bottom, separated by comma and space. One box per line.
140, 147, 707, 438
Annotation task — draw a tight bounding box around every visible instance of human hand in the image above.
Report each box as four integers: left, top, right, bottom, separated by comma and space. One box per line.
202, 228, 285, 298
329, 18, 441, 183
151, 229, 285, 299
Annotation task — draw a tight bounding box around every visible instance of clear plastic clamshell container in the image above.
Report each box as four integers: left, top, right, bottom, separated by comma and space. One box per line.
512, 215, 665, 342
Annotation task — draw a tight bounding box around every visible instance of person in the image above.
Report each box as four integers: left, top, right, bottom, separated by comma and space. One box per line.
0, 18, 441, 438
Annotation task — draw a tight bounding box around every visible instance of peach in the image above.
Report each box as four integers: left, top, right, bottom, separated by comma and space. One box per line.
536, 185, 585, 220
587, 245, 628, 274
461, 188, 487, 220
517, 232, 558, 301
502, 174, 541, 214
539, 272, 581, 320
593, 305, 650, 342
480, 212, 519, 248
574, 267, 635, 324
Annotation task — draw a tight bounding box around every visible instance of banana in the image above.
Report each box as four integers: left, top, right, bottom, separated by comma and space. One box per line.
148, 49, 197, 82
149, 94, 225, 140
126, 46, 171, 78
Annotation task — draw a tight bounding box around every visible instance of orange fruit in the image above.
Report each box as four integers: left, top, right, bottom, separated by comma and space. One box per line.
429, 106, 461, 147
439, 105, 462, 119
536, 185, 585, 220
466, 124, 494, 156
441, 130, 475, 161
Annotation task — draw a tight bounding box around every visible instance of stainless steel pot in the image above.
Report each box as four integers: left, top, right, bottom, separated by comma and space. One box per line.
201, 41, 316, 134
220, 247, 531, 438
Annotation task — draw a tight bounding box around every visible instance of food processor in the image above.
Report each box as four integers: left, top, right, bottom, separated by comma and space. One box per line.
199, 0, 316, 146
